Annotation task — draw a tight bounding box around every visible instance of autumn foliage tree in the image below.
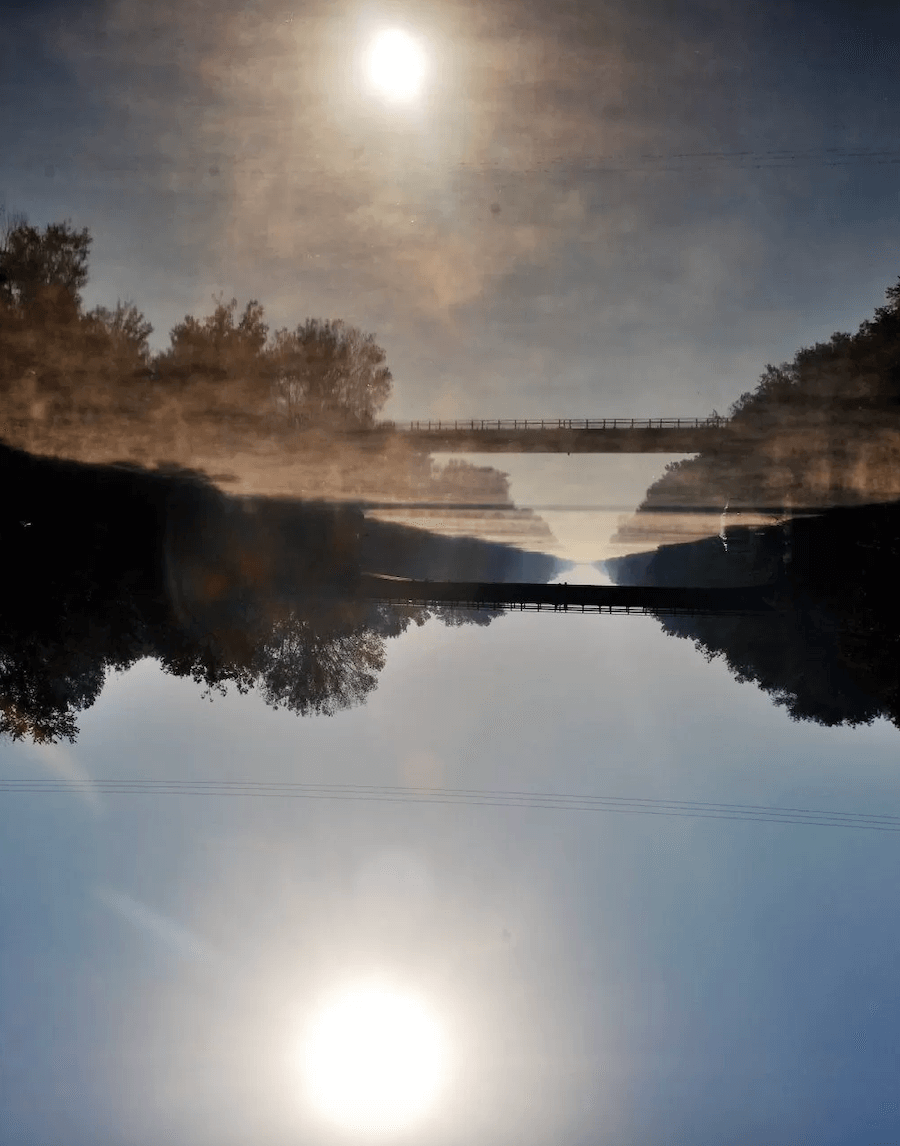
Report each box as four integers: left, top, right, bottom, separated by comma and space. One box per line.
1, 210, 395, 438
0, 211, 153, 429
157, 302, 393, 429
269, 318, 392, 428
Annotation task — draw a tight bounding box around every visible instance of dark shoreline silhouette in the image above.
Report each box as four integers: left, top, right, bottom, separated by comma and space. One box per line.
5, 434, 900, 739
0, 443, 561, 743
607, 502, 900, 727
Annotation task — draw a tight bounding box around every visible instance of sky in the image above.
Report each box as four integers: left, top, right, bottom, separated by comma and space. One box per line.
3, 0, 900, 1143
2, 615, 900, 1145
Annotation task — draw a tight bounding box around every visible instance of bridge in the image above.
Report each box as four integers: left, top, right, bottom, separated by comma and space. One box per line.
360, 576, 776, 616
359, 417, 732, 453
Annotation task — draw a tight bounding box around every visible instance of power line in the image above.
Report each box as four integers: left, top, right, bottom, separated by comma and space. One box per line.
3, 778, 899, 832
84, 146, 900, 177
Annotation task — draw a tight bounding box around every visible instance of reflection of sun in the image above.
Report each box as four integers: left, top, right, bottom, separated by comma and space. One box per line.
300, 983, 447, 1136
364, 29, 427, 103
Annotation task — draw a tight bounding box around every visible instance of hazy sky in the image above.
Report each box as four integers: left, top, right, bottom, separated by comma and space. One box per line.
2, 615, 900, 1145
3, 1, 900, 1143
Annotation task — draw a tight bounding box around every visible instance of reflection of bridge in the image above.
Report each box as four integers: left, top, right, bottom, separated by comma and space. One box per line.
363, 417, 731, 453
360, 576, 775, 616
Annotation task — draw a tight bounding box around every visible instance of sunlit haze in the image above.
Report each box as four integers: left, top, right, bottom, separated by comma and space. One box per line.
364, 29, 428, 103
300, 983, 447, 1136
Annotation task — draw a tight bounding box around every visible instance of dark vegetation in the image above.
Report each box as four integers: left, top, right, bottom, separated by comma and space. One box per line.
0, 208, 533, 521
605, 275, 900, 726
0, 443, 560, 744
609, 504, 900, 727
0, 208, 562, 743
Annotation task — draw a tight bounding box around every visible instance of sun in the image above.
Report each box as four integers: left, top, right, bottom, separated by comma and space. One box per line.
299, 983, 447, 1136
364, 29, 428, 103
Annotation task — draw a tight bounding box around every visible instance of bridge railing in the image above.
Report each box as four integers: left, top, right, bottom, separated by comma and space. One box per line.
377, 598, 763, 617
377, 416, 728, 432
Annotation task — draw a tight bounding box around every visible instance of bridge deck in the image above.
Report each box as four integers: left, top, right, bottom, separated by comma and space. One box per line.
360, 576, 776, 615
355, 418, 731, 453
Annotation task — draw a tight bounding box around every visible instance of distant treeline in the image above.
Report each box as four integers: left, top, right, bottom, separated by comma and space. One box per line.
608, 503, 900, 728
0, 210, 392, 433
619, 277, 900, 524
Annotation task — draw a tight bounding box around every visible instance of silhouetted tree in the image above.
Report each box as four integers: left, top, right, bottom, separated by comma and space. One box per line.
253, 615, 387, 716
608, 504, 900, 729
0, 445, 546, 743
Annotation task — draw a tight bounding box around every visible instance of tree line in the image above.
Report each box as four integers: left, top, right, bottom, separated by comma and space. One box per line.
609, 503, 900, 728
0, 208, 392, 435
617, 274, 900, 528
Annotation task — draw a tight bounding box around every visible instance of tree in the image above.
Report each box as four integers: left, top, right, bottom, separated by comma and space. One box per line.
0, 210, 91, 316
0, 213, 153, 428
0, 208, 397, 450
269, 318, 392, 428
622, 273, 900, 520
156, 302, 394, 428
162, 296, 269, 382
728, 275, 900, 424
86, 301, 154, 363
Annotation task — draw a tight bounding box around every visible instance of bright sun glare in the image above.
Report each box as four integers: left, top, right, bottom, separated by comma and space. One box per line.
364, 29, 428, 103
300, 984, 447, 1136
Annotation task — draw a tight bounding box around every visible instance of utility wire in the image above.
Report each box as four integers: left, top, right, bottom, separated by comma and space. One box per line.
91, 146, 900, 176
2, 778, 899, 832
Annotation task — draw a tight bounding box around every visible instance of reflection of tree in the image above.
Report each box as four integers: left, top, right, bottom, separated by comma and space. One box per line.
615, 275, 900, 536
0, 213, 391, 438
0, 444, 557, 743
0, 210, 524, 525
0, 211, 154, 442
157, 302, 393, 430
269, 318, 392, 429
608, 274, 900, 728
